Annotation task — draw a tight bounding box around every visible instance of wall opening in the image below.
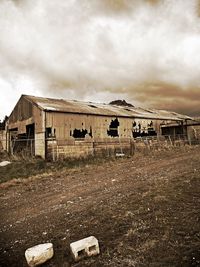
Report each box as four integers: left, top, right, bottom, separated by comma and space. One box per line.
89, 126, 93, 137
107, 118, 119, 137
9, 125, 35, 156
26, 123, 35, 138
46, 127, 56, 138
73, 129, 88, 138
132, 120, 157, 138
46, 127, 52, 138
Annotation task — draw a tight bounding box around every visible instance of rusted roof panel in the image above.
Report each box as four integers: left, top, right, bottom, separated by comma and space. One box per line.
24, 95, 191, 121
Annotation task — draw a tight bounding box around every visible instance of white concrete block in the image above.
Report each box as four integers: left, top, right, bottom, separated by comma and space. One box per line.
70, 236, 100, 262
0, 161, 11, 167
116, 153, 125, 157
25, 243, 54, 267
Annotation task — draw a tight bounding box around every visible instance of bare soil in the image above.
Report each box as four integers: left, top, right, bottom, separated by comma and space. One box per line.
0, 147, 200, 267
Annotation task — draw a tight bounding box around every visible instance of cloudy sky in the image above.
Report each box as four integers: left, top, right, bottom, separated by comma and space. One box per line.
0, 0, 200, 120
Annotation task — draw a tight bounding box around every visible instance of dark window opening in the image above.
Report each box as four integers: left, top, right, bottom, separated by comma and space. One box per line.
132, 129, 157, 138
0, 116, 8, 130
107, 118, 119, 137
161, 126, 184, 136
73, 129, 88, 138
89, 126, 93, 137
26, 124, 35, 138
148, 121, 153, 127
9, 128, 18, 140
133, 121, 136, 127
46, 127, 52, 138
132, 121, 157, 138
17, 133, 27, 139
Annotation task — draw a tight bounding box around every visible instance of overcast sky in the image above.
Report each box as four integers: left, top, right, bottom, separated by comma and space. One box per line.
0, 0, 200, 120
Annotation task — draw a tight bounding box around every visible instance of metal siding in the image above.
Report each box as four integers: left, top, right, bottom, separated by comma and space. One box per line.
25, 95, 190, 121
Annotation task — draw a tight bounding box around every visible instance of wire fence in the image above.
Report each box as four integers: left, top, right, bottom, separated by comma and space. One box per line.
0, 134, 200, 160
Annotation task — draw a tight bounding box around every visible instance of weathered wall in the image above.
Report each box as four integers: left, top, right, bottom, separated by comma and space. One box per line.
7, 96, 184, 160
8, 97, 46, 158
46, 135, 190, 160
8, 97, 43, 135
35, 132, 45, 158
45, 112, 167, 140
9, 96, 33, 124
46, 137, 133, 160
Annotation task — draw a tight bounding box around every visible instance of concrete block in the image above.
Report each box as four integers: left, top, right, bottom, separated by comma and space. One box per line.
116, 153, 125, 157
0, 161, 11, 167
25, 243, 53, 267
70, 236, 100, 262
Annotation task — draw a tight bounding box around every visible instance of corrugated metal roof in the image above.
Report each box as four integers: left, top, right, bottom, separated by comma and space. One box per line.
24, 95, 191, 121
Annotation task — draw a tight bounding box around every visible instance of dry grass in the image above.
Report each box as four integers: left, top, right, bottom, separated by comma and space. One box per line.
0, 154, 117, 184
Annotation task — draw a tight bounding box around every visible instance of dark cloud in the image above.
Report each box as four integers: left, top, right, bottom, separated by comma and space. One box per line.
0, 0, 200, 119
127, 83, 200, 116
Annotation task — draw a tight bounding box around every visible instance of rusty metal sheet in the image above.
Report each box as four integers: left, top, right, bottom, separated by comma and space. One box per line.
24, 95, 191, 121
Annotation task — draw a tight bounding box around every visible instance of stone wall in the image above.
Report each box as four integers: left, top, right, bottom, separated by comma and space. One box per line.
46, 137, 134, 160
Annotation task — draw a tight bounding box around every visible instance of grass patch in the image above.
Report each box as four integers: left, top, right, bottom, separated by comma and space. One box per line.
0, 155, 117, 184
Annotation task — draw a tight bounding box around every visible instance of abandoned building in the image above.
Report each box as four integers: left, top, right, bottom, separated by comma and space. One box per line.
161, 117, 200, 144
2, 95, 193, 159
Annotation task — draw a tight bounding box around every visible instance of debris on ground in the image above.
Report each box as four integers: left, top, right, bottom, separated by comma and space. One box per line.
70, 236, 100, 262
0, 161, 11, 167
25, 243, 54, 267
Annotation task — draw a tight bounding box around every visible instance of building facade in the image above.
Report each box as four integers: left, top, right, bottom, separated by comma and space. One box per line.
6, 95, 191, 159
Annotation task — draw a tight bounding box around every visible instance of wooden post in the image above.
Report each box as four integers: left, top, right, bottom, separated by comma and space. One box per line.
56, 145, 59, 160
52, 141, 55, 162
168, 135, 173, 146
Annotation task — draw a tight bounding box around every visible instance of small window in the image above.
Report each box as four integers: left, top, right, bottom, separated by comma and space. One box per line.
46, 127, 52, 138
46, 127, 56, 138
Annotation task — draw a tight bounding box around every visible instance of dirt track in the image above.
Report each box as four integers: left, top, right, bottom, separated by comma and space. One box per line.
0, 147, 200, 267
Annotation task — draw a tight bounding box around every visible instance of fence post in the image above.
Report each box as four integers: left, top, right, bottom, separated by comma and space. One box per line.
168, 135, 173, 146
56, 145, 59, 160
31, 139, 33, 157
188, 133, 192, 146
52, 141, 55, 162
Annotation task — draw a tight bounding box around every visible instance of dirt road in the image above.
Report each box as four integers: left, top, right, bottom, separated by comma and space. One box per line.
0, 147, 200, 267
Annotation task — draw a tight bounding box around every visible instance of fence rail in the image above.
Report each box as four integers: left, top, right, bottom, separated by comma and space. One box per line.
0, 134, 200, 160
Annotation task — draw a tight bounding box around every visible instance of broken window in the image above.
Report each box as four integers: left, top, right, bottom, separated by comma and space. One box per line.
26, 124, 35, 138
147, 128, 157, 136
72, 129, 88, 138
46, 127, 52, 138
46, 127, 56, 138
148, 121, 153, 127
133, 121, 136, 127
107, 118, 119, 137
132, 120, 157, 138
89, 126, 93, 137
